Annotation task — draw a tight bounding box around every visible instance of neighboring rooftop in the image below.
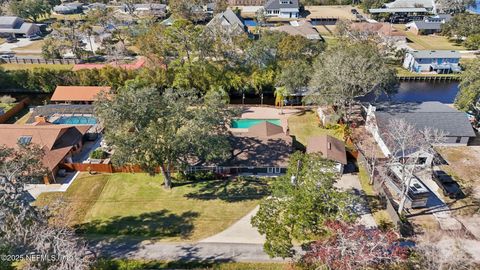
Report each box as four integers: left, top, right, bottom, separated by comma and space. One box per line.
306, 135, 347, 165
369, 7, 428, 13
264, 0, 299, 9
271, 20, 321, 39
409, 50, 461, 59
50, 86, 111, 102
374, 102, 476, 138
206, 8, 246, 35
350, 22, 406, 37
385, 0, 435, 9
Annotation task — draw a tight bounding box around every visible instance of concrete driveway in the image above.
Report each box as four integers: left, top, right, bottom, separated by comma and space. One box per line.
336, 174, 377, 228
0, 38, 33, 52
200, 206, 265, 244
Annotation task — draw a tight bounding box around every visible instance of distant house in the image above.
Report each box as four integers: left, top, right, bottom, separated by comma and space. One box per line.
120, 3, 167, 17
264, 0, 299, 19
403, 50, 461, 73
406, 14, 451, 35
306, 135, 347, 173
366, 102, 476, 163
369, 0, 435, 23
350, 22, 406, 43
0, 16, 40, 38
0, 124, 91, 183
270, 20, 321, 40
385, 0, 436, 12
228, 0, 265, 5
50, 86, 111, 104
53, 2, 84, 14
206, 8, 247, 36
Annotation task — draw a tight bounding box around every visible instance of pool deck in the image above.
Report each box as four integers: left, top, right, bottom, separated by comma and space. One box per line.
235, 106, 303, 133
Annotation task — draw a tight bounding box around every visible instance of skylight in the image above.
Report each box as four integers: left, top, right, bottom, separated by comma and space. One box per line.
18, 136, 32, 145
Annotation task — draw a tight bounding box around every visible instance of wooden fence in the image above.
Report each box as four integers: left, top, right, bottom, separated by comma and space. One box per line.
2, 57, 81, 65
0, 97, 29, 123
60, 163, 165, 174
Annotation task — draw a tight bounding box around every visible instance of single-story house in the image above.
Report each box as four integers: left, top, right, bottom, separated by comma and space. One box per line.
0, 124, 91, 183
385, 0, 436, 12
206, 8, 247, 36
228, 0, 265, 5
50, 86, 111, 104
366, 102, 476, 164
349, 22, 406, 43
188, 121, 292, 175
270, 20, 321, 40
264, 0, 299, 19
120, 3, 167, 17
403, 50, 461, 73
406, 14, 451, 35
369, 0, 435, 23
53, 2, 84, 14
0, 16, 41, 38
306, 135, 347, 173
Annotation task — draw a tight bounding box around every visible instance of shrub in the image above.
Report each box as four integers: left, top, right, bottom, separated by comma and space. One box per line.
89, 149, 108, 160
0, 95, 15, 104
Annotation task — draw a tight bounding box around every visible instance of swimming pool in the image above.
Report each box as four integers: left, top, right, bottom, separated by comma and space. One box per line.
231, 119, 281, 129
243, 19, 257, 27
53, 116, 97, 125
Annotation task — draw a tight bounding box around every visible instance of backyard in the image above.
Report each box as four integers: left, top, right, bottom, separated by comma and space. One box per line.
393, 25, 465, 50
36, 173, 269, 242
287, 110, 343, 148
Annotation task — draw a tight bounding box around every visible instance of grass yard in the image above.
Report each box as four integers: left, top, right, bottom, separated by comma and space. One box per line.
0, 63, 73, 71
12, 40, 45, 53
393, 25, 465, 50
394, 67, 461, 78
0, 102, 16, 112
36, 173, 268, 242
287, 110, 343, 148
93, 259, 293, 270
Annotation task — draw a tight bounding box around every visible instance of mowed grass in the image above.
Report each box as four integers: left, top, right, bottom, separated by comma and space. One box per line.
393, 25, 465, 50
288, 110, 343, 147
0, 63, 73, 70
36, 173, 268, 242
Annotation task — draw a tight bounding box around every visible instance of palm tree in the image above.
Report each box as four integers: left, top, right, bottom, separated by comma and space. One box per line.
274, 86, 287, 115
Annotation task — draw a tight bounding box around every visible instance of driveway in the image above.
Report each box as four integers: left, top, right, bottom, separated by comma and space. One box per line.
200, 206, 265, 244
336, 174, 377, 228
0, 38, 33, 52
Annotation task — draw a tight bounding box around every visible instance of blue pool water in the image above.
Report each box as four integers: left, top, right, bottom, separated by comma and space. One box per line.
53, 116, 97, 125
243, 19, 257, 27
231, 119, 281, 128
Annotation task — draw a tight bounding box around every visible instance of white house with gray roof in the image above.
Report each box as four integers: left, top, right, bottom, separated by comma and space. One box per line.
0, 16, 40, 38
264, 0, 299, 19
403, 50, 461, 73
366, 102, 476, 163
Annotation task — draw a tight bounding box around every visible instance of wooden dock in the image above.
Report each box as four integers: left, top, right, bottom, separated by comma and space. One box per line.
397, 75, 460, 81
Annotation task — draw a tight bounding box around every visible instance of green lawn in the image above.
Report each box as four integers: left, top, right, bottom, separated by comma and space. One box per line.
287, 110, 343, 148
0, 63, 73, 71
0, 102, 16, 112
36, 173, 268, 242
395, 67, 461, 78
393, 25, 465, 50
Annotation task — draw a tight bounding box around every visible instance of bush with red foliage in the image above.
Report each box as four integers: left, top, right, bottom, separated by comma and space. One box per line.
300, 221, 409, 270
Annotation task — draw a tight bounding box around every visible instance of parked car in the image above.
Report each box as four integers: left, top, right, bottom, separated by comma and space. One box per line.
433, 170, 464, 199
28, 35, 43, 41
0, 52, 15, 59
6, 36, 18, 43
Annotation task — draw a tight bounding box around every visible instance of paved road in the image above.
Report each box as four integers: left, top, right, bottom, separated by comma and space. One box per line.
94, 241, 288, 262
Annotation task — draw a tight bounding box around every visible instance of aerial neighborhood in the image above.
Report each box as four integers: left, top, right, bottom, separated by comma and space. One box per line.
1, 0, 480, 269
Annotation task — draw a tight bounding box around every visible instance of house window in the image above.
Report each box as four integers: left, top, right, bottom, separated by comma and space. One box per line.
18, 136, 32, 145
274, 167, 281, 174
267, 167, 274, 173
417, 157, 427, 165
455, 137, 462, 143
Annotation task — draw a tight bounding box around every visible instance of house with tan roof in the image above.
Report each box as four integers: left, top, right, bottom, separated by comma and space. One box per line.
50, 86, 111, 104
271, 20, 322, 40
306, 135, 347, 173
350, 22, 406, 43
0, 124, 91, 183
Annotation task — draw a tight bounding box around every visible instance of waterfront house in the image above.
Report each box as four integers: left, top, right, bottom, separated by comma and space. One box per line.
402, 50, 461, 74
406, 14, 451, 35
264, 0, 299, 19
369, 0, 435, 23
50, 86, 111, 104
0, 16, 41, 38
0, 124, 91, 183
366, 102, 476, 164
206, 8, 247, 37
306, 135, 347, 173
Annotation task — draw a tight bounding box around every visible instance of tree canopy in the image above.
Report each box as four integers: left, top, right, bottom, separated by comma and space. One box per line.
94, 85, 233, 189
442, 13, 480, 40
251, 152, 356, 258
455, 59, 480, 112
9, 0, 57, 22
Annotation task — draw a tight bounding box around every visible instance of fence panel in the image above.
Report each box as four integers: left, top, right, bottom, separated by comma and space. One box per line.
0, 97, 30, 123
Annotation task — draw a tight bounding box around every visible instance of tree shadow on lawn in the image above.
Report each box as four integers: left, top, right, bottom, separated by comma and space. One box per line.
185, 179, 270, 202
76, 210, 199, 239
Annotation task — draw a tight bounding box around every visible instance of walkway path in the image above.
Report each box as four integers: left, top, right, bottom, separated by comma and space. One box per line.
25, 171, 80, 199
200, 206, 265, 244
336, 174, 377, 228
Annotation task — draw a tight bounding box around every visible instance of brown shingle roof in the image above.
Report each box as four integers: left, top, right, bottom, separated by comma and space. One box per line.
0, 124, 90, 170
350, 22, 405, 37
50, 86, 111, 102
245, 121, 285, 137
306, 135, 347, 164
